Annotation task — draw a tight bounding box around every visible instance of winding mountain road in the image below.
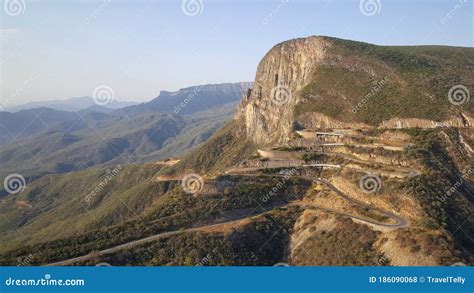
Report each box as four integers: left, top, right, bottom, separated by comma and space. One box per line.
47, 138, 417, 266
47, 172, 409, 266
256, 148, 421, 178
230, 173, 409, 229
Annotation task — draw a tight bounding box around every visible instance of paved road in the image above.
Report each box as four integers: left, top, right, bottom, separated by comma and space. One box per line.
44, 133, 419, 266
46, 206, 284, 266
47, 173, 408, 266
258, 148, 421, 178
233, 173, 409, 228
307, 177, 408, 228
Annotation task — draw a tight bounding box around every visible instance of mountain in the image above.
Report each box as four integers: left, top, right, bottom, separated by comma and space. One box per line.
0, 108, 90, 144
164, 36, 474, 264
0, 37, 472, 267
6, 96, 138, 113
236, 36, 473, 145
0, 83, 249, 186
116, 82, 252, 116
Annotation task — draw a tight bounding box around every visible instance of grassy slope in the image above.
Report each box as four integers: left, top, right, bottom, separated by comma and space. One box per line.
401, 128, 474, 255
0, 105, 235, 190
296, 38, 474, 125
2, 38, 473, 266
0, 164, 166, 249
77, 208, 301, 266
160, 120, 256, 176
0, 107, 256, 263
0, 172, 310, 264
1, 125, 471, 265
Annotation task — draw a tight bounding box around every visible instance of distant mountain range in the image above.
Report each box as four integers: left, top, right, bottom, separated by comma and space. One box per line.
5, 96, 139, 113
0, 37, 473, 267
0, 82, 251, 185
116, 82, 253, 116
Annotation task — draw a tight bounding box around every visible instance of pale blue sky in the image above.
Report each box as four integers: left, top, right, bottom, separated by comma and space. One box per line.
1, 0, 472, 105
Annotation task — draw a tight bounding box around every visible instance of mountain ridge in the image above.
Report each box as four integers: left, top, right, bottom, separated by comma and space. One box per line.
237, 35, 473, 145
0, 82, 250, 189
116, 82, 252, 116
5, 96, 138, 113
0, 37, 472, 267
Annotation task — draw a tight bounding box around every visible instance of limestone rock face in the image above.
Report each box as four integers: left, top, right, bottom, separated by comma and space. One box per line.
236, 36, 473, 147
236, 37, 330, 146
296, 112, 370, 130
379, 112, 473, 129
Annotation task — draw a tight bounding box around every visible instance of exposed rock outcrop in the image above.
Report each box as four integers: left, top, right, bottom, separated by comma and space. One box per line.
236, 35, 473, 147
297, 112, 370, 130
236, 37, 330, 146
379, 112, 473, 129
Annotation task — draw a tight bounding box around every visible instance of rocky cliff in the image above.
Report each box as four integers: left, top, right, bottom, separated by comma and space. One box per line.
237, 36, 474, 146
236, 37, 330, 145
